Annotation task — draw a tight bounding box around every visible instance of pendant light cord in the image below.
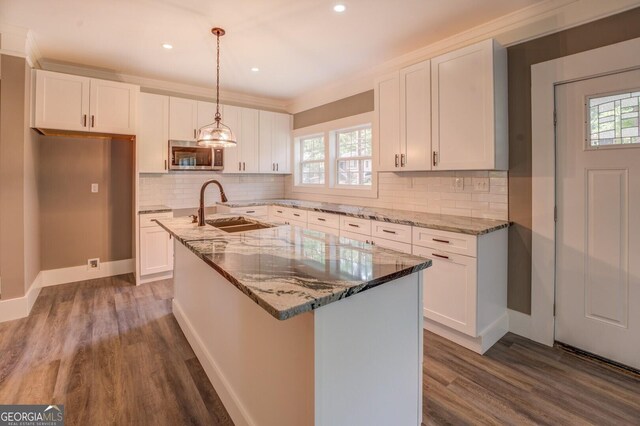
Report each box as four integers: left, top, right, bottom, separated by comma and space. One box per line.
215, 31, 221, 125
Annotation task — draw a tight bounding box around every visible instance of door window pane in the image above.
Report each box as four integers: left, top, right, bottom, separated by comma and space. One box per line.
589, 90, 640, 147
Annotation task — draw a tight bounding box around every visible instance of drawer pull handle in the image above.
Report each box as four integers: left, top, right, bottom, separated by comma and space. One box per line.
432, 253, 449, 260
317, 218, 326, 222
432, 238, 450, 244
382, 229, 397, 234
277, 210, 283, 214
348, 224, 360, 228
245, 210, 255, 214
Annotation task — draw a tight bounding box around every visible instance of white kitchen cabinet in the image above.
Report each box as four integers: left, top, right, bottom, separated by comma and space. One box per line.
375, 60, 431, 172
89, 78, 138, 134
259, 111, 292, 174
370, 236, 412, 254
139, 212, 174, 278
339, 229, 370, 244
222, 106, 260, 173
307, 211, 340, 230
400, 60, 432, 170
431, 39, 508, 170
169, 97, 198, 141
375, 71, 401, 172
138, 93, 169, 173
34, 70, 90, 131
241, 108, 260, 173
33, 70, 138, 135
413, 226, 507, 354
414, 245, 478, 335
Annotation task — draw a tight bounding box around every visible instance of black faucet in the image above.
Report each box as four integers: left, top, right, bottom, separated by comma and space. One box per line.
198, 179, 228, 226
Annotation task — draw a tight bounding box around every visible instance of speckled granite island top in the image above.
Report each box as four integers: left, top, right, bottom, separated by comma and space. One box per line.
138, 204, 172, 214
155, 215, 431, 320
218, 199, 508, 235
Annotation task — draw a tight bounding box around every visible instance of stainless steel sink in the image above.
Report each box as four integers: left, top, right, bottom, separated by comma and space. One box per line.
206, 217, 274, 233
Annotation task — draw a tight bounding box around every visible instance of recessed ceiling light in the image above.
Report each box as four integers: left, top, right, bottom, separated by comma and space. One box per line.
162, 43, 173, 49
333, 4, 346, 12
251, 67, 260, 72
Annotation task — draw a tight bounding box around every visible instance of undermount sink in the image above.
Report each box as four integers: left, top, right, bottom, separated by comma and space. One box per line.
206, 217, 274, 233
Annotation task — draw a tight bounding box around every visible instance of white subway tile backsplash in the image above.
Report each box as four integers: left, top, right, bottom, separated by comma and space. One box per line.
285, 170, 508, 220
139, 173, 286, 209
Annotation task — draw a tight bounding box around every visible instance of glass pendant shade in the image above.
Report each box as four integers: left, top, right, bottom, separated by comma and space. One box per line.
197, 121, 237, 147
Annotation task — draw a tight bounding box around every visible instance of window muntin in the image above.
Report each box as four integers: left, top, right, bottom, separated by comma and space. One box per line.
588, 90, 640, 147
336, 126, 372, 186
300, 135, 325, 184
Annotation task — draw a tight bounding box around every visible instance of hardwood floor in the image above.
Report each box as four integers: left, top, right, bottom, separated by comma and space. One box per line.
1, 275, 638, 425
0, 274, 232, 425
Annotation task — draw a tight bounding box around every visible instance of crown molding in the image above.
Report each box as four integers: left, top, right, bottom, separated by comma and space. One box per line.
286, 0, 640, 113
37, 59, 289, 112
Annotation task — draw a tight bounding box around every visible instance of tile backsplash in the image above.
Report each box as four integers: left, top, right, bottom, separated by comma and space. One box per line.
284, 170, 508, 220
139, 173, 286, 209
140, 170, 508, 221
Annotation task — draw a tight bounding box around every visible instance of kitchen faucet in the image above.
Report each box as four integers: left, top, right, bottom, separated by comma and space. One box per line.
198, 179, 228, 226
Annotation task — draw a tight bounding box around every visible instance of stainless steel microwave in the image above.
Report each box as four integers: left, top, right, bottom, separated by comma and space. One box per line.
169, 140, 224, 171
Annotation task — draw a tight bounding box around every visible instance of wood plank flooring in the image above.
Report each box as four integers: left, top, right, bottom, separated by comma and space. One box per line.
1, 275, 639, 425
0, 274, 232, 425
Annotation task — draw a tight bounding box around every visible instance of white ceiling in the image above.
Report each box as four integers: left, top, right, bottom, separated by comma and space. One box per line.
1, 0, 541, 101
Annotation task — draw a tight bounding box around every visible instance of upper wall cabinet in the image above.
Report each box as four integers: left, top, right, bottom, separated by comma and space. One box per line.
138, 93, 169, 173
169, 97, 198, 141
375, 60, 431, 172
259, 110, 292, 174
33, 70, 138, 135
431, 39, 508, 170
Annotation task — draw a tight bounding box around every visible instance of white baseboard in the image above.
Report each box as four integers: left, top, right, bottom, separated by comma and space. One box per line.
173, 299, 253, 426
138, 271, 173, 285
424, 312, 509, 354
0, 272, 41, 323
41, 258, 135, 287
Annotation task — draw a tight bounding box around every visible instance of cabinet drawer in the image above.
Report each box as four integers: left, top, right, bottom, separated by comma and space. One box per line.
229, 205, 268, 217
140, 212, 173, 228
286, 218, 307, 228
340, 216, 371, 236
371, 237, 412, 254
286, 208, 307, 222
412, 227, 477, 257
270, 205, 287, 219
308, 211, 340, 229
371, 221, 412, 243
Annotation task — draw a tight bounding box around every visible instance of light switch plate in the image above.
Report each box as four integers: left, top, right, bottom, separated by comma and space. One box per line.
91, 183, 99, 193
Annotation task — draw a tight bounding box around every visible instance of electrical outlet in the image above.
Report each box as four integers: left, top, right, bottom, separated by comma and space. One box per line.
454, 177, 464, 191
88, 258, 100, 270
473, 177, 489, 192
91, 183, 99, 193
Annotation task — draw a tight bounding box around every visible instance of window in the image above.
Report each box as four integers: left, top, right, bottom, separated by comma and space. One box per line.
588, 90, 640, 147
300, 135, 325, 184
292, 112, 376, 198
336, 125, 372, 186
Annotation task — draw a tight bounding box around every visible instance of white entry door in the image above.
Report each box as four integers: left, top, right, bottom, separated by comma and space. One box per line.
555, 69, 640, 370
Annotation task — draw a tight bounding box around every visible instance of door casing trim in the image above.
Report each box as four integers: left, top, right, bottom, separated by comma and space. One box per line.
518, 36, 640, 346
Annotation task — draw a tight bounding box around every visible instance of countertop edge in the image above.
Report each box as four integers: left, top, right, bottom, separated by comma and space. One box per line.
154, 218, 432, 321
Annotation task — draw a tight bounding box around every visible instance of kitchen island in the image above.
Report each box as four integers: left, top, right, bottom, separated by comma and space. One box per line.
156, 214, 432, 426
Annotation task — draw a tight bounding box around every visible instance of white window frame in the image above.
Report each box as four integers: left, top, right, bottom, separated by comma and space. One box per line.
334, 124, 373, 189
292, 112, 377, 198
298, 133, 326, 186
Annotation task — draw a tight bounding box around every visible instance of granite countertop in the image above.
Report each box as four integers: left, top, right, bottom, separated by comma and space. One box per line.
139, 204, 173, 214
155, 214, 431, 321
218, 199, 509, 235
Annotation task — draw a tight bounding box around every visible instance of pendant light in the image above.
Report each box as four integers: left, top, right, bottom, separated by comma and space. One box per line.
197, 27, 237, 147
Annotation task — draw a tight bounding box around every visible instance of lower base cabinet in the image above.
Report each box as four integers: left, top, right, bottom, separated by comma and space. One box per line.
139, 212, 174, 282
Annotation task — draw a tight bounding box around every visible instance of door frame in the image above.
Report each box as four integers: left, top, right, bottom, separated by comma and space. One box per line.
511, 37, 640, 346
